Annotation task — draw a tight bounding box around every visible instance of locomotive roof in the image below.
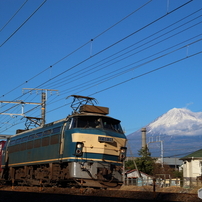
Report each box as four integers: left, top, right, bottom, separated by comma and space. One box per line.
10, 111, 120, 139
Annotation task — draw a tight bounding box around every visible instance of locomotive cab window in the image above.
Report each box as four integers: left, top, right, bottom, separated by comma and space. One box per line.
71, 116, 123, 133
102, 117, 124, 134
71, 116, 101, 129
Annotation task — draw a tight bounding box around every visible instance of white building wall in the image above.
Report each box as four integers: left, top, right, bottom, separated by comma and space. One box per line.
183, 159, 202, 178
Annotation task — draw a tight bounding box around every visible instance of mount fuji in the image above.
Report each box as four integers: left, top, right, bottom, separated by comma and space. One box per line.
127, 108, 202, 158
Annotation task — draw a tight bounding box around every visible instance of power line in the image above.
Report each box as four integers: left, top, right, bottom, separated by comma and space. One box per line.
32, 50, 202, 119
32, 0, 195, 94
0, 0, 150, 99
93, 0, 152, 40
0, 0, 47, 47
0, 0, 28, 32
89, 51, 202, 97
45, 22, 202, 93
0, 0, 199, 134
1, 35, 200, 133
54, 38, 201, 98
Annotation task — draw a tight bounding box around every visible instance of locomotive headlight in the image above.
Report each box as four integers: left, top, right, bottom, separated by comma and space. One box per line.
75, 142, 84, 157
119, 147, 127, 161
77, 143, 82, 148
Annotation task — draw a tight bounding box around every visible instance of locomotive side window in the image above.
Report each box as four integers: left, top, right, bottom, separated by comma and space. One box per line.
22, 136, 28, 142
43, 129, 51, 136
52, 127, 61, 133
16, 138, 21, 144
35, 132, 42, 138
10, 140, 16, 146
29, 134, 35, 140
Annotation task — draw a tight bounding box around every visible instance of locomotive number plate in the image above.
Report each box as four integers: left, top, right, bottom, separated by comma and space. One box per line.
98, 136, 113, 143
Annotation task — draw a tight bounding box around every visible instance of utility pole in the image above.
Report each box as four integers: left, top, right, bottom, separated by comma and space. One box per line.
0, 88, 58, 129
23, 88, 58, 126
147, 136, 164, 167
41, 92, 46, 126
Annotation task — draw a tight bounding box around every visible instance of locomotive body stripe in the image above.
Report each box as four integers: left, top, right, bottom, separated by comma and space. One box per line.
7, 156, 122, 167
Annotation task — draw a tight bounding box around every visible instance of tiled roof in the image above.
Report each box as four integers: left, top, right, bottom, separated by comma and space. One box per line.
180, 149, 202, 160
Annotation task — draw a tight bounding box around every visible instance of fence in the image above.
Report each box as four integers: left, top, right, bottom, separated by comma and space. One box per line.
124, 177, 202, 188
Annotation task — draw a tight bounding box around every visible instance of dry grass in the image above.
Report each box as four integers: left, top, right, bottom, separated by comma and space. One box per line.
120, 185, 202, 194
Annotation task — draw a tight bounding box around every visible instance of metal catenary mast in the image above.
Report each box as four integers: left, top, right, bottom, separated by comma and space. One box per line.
0, 88, 58, 130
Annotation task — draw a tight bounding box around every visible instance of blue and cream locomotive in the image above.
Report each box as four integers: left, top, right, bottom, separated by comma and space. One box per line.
0, 95, 127, 188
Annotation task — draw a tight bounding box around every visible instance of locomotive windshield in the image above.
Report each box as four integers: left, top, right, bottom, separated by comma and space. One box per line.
71, 116, 124, 134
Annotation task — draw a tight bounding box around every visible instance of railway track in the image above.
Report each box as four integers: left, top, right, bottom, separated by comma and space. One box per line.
0, 185, 200, 201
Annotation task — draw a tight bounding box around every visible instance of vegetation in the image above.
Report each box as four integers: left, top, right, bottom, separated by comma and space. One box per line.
125, 146, 156, 175
125, 146, 183, 178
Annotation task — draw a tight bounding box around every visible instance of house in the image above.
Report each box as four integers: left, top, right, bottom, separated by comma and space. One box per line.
180, 149, 202, 181
124, 169, 153, 186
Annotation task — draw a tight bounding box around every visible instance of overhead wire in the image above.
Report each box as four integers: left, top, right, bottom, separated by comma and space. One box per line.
0, 0, 47, 47
44, 8, 202, 90
0, 1, 199, 134
44, 19, 202, 95
89, 51, 202, 97
0, 0, 28, 32
52, 0, 153, 67
0, 0, 153, 131
12, 0, 194, 96
17, 47, 201, 123
1, 0, 194, 108
45, 32, 202, 105
1, 49, 201, 132
0, 0, 151, 99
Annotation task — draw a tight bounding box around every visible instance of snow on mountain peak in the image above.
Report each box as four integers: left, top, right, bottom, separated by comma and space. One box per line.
147, 108, 202, 136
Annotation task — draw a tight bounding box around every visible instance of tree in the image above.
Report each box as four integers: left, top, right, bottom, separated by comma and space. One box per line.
135, 146, 156, 175
125, 146, 156, 175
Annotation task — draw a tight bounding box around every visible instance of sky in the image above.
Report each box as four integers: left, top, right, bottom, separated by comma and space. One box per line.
0, 0, 202, 137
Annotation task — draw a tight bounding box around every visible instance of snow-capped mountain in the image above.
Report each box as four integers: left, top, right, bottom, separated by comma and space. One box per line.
147, 108, 202, 136
127, 108, 202, 157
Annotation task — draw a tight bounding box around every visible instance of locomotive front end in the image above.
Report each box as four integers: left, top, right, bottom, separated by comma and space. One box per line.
63, 104, 127, 188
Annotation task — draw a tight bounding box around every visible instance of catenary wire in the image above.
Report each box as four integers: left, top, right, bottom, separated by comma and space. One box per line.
0, 0, 151, 99
0, 0, 28, 32
6, 0, 193, 98
44, 18, 202, 93
44, 8, 202, 89
0, 33, 200, 132
1, 49, 201, 133
46, 36, 202, 102
0, 1, 199, 133
0, 0, 47, 47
